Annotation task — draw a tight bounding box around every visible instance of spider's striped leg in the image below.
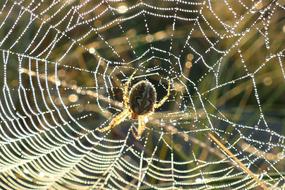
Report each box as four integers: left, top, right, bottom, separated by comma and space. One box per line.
154, 80, 171, 109
96, 109, 129, 132
123, 69, 138, 107
132, 115, 146, 140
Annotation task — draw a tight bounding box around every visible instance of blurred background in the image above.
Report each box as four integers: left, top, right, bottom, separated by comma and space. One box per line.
0, 0, 284, 189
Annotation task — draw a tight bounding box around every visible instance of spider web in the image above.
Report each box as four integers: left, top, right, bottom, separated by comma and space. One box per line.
0, 0, 284, 189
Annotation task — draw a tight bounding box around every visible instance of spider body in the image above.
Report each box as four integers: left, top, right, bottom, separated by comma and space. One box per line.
129, 80, 157, 119
96, 72, 171, 140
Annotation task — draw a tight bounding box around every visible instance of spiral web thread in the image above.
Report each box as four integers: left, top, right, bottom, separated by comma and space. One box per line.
0, 0, 284, 189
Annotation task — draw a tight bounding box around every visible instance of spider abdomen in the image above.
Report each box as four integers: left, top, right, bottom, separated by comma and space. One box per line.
129, 80, 157, 119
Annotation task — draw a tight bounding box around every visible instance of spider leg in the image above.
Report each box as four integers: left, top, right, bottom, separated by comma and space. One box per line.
131, 127, 138, 139
96, 109, 129, 132
123, 69, 138, 107
154, 79, 171, 109
133, 115, 146, 140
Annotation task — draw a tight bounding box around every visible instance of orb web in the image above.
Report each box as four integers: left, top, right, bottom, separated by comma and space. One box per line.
0, 0, 284, 189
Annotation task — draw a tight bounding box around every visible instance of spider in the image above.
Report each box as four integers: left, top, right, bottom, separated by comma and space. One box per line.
96, 72, 171, 140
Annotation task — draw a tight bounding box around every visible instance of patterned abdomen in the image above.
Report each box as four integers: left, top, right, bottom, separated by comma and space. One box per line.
129, 80, 157, 118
